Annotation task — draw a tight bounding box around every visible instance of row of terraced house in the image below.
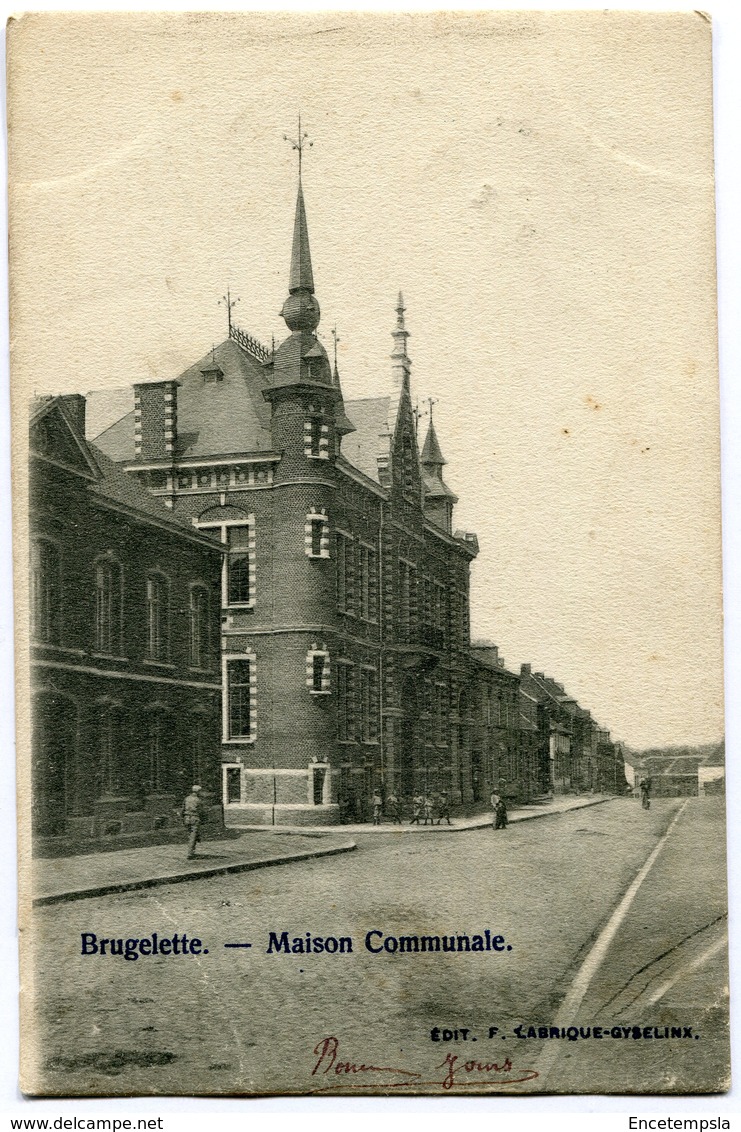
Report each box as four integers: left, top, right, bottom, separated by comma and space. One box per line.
28, 171, 627, 843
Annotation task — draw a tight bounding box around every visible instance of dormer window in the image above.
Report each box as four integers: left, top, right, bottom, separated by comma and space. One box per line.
201, 360, 224, 384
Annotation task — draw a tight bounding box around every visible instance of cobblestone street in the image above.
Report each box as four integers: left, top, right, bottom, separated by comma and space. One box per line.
27, 798, 728, 1096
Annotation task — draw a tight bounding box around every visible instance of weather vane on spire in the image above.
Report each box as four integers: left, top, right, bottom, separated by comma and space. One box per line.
426, 396, 438, 422
283, 115, 312, 177
219, 289, 240, 334
412, 402, 423, 437
331, 326, 340, 373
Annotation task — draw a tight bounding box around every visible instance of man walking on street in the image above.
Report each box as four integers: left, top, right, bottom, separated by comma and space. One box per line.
183, 784, 205, 859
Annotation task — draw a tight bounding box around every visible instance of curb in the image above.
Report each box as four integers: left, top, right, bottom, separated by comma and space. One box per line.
34, 839, 358, 907
229, 796, 615, 836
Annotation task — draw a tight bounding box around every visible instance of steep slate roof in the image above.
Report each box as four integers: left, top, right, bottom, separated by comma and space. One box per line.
93, 338, 274, 462
92, 340, 394, 484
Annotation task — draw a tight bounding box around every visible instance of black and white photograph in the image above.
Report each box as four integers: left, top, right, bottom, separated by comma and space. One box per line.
7, 10, 730, 1098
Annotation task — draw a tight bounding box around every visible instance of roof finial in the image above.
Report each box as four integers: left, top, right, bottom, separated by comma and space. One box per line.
412, 402, 423, 437
283, 114, 312, 178
426, 396, 438, 423
331, 326, 341, 381
220, 288, 240, 334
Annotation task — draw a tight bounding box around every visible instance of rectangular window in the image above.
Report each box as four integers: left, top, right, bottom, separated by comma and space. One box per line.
336, 533, 354, 613
95, 563, 113, 654
228, 659, 252, 738
311, 519, 323, 557
312, 653, 326, 692
337, 663, 351, 742
227, 526, 252, 606
309, 417, 322, 457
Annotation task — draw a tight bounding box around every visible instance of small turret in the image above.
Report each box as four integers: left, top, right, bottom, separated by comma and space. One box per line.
420, 410, 457, 534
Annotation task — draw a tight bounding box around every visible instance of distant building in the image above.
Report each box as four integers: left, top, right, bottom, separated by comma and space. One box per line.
29, 395, 223, 843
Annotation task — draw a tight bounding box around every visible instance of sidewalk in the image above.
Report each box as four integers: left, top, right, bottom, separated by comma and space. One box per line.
231, 793, 615, 835
33, 831, 357, 906
33, 795, 614, 905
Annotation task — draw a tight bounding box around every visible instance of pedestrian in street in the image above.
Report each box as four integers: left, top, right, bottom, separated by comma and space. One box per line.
639, 778, 651, 810
386, 793, 402, 823
495, 794, 508, 829
436, 790, 452, 825
423, 793, 434, 825
411, 793, 423, 824
372, 789, 383, 825
490, 787, 500, 828
182, 785, 205, 860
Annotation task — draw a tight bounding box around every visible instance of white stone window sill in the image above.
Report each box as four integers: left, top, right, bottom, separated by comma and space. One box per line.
309, 689, 331, 696
307, 454, 330, 461
91, 652, 130, 662
223, 737, 256, 745
143, 659, 176, 670
226, 603, 255, 611
307, 553, 330, 560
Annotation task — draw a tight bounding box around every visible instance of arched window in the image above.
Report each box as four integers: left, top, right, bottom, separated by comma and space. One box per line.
189, 585, 210, 669
31, 539, 61, 644
94, 555, 122, 655
145, 572, 170, 661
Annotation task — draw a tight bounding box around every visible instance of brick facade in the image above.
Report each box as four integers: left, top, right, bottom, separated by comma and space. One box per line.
29, 395, 223, 845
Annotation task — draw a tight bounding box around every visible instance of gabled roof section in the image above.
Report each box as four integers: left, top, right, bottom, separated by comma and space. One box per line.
93, 338, 274, 461
30, 396, 101, 482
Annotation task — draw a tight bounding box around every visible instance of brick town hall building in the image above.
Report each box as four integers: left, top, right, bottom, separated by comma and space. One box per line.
33, 167, 624, 835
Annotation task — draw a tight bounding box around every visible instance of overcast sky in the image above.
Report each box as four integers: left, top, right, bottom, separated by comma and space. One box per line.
8, 10, 723, 749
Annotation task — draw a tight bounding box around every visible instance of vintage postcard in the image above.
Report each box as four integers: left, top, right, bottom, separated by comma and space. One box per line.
8, 10, 728, 1096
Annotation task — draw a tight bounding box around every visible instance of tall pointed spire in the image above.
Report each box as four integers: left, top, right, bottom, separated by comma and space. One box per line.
288, 181, 315, 296
280, 119, 320, 336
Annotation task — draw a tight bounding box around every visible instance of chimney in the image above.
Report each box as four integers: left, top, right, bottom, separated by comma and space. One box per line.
59, 394, 86, 439
521, 663, 531, 677
134, 379, 179, 460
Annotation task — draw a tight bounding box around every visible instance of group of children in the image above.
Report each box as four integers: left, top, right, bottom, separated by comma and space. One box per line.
367, 788, 509, 828
369, 790, 452, 825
